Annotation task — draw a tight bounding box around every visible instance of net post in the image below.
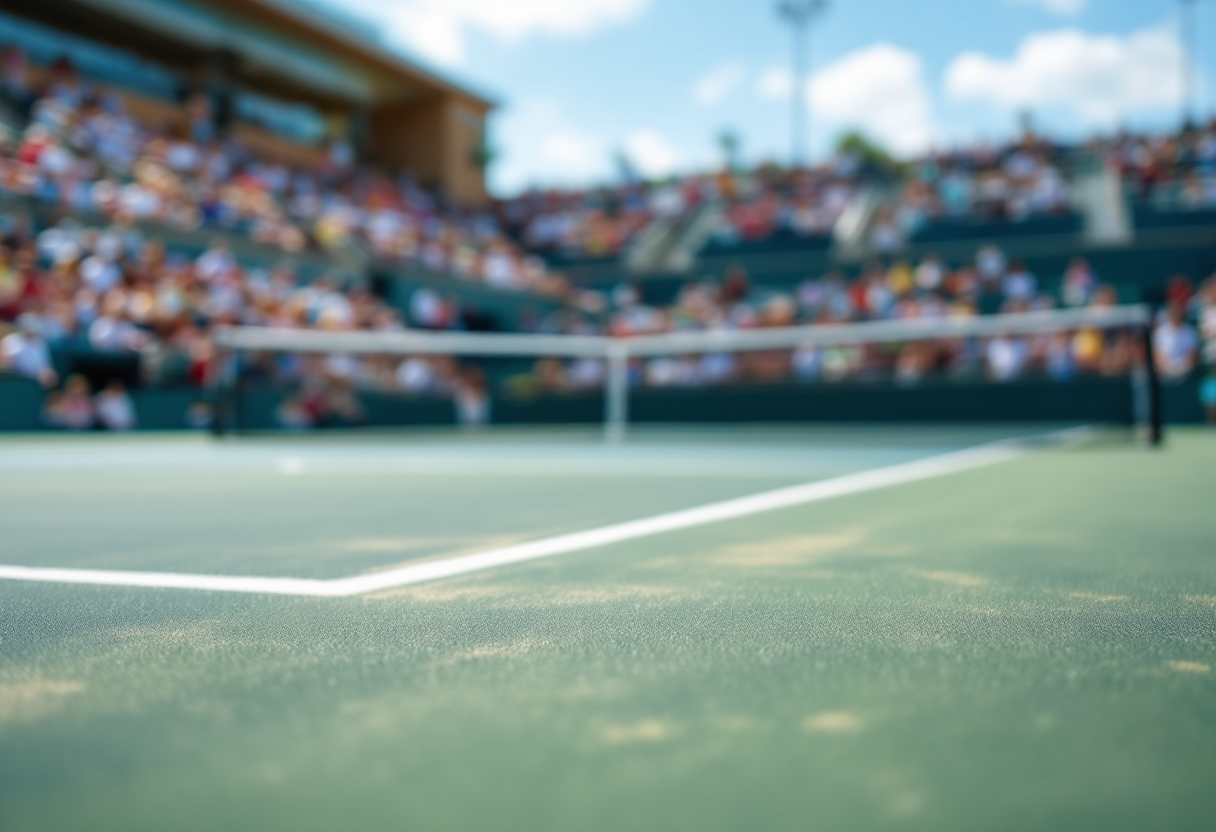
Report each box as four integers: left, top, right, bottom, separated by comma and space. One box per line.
605, 343, 629, 443
228, 346, 242, 436
1140, 309, 1164, 447
208, 342, 229, 438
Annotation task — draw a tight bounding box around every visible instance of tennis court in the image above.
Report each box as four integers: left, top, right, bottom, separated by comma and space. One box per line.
1, 426, 1214, 831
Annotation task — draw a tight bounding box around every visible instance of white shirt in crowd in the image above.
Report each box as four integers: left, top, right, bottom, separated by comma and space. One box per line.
1002, 269, 1037, 301
396, 358, 438, 392
977, 246, 1007, 281
987, 336, 1029, 381
89, 315, 144, 352
1, 331, 53, 381
1154, 320, 1199, 379
80, 254, 122, 292
455, 389, 489, 427
94, 388, 136, 431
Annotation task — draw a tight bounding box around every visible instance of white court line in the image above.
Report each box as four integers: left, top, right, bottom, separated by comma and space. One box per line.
0, 431, 1087, 597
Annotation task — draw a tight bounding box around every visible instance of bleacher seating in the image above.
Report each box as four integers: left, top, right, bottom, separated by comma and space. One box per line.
908, 213, 1082, 244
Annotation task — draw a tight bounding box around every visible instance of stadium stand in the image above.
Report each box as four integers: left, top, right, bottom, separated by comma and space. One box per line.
0, 44, 577, 297
0, 0, 1212, 430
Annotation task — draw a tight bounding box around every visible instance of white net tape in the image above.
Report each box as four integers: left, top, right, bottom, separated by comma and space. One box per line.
216, 305, 1150, 358
212, 304, 1155, 440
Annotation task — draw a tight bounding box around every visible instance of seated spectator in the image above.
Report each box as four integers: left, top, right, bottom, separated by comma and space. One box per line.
986, 335, 1030, 382
1061, 258, 1097, 307
1166, 275, 1194, 308
975, 245, 1007, 289
395, 357, 446, 394
1154, 304, 1199, 380
0, 314, 57, 386
45, 374, 94, 430
275, 395, 315, 431
1002, 262, 1037, 302
94, 379, 136, 430
454, 366, 490, 428
89, 291, 148, 353
914, 256, 946, 292
1045, 332, 1077, 381
566, 357, 606, 389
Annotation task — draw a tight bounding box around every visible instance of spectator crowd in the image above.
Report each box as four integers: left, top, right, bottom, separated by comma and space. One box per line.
1, 48, 1214, 426
707, 162, 858, 246
499, 135, 1074, 259
497, 122, 1216, 261
872, 137, 1072, 250
497, 182, 669, 261
1, 49, 572, 297
1102, 121, 1216, 209
6, 47, 1216, 275
3, 210, 1214, 428
519, 251, 1214, 396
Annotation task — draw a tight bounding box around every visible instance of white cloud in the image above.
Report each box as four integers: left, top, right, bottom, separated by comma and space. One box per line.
490, 104, 690, 192
693, 61, 746, 106
490, 100, 613, 191
623, 130, 681, 178
1012, 0, 1086, 17
539, 130, 606, 177
945, 26, 1184, 127
758, 44, 937, 156
810, 45, 937, 155
339, 0, 650, 66
756, 66, 792, 100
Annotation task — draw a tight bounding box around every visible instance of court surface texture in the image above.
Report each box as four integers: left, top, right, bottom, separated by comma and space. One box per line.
1, 426, 1213, 831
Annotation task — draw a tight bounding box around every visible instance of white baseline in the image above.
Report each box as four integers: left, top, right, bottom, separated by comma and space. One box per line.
0, 434, 1077, 597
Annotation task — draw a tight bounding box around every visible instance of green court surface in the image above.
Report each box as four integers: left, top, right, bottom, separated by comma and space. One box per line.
0, 427, 1213, 831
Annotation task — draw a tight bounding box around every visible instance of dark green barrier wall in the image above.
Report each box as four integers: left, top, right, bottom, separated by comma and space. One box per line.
131, 390, 211, 429
230, 388, 455, 432
498, 378, 1139, 426
609, 228, 1216, 303
0, 377, 45, 430
0, 375, 1207, 432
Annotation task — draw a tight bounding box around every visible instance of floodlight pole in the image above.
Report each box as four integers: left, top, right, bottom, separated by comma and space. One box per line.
776, 0, 828, 169
1180, 0, 1200, 127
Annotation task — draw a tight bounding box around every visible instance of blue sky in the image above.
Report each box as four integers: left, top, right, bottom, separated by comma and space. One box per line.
320, 0, 1215, 195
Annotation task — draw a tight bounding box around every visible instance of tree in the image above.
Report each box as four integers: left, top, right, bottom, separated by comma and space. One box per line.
613, 149, 638, 184
834, 131, 899, 174
717, 129, 741, 172
470, 131, 496, 170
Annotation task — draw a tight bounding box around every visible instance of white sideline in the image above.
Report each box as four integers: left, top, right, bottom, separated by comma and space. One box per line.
0, 432, 1082, 597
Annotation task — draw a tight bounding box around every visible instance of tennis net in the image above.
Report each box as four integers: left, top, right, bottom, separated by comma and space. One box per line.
211, 304, 1161, 443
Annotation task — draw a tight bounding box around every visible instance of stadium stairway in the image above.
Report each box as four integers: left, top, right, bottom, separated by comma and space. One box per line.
1074, 163, 1133, 246
625, 200, 725, 274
